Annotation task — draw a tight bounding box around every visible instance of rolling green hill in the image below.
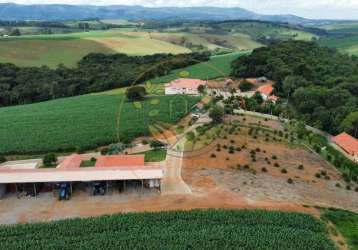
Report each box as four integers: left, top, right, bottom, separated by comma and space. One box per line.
319, 35, 358, 56
319, 22, 358, 34
212, 21, 318, 42
318, 22, 358, 56
0, 19, 320, 68
0, 30, 190, 68
151, 51, 249, 84
151, 32, 262, 52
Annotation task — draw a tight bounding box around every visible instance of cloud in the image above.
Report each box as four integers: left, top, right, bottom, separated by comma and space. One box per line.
0, 0, 357, 19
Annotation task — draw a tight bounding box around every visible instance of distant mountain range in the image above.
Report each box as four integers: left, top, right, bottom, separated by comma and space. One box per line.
0, 3, 321, 24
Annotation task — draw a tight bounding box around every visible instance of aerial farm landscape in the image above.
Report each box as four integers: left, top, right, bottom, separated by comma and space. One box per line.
0, 2, 357, 249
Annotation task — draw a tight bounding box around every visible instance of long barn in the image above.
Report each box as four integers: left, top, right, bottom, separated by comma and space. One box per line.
0, 155, 163, 198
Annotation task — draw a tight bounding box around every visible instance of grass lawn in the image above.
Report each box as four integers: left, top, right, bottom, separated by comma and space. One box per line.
143, 149, 167, 162
0, 210, 335, 249
0, 90, 199, 155
150, 51, 249, 84
80, 159, 97, 167
322, 208, 358, 250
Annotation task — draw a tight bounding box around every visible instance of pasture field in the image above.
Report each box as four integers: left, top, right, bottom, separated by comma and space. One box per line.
151, 32, 262, 51
319, 22, 358, 34
0, 30, 190, 68
151, 51, 249, 84
0, 210, 335, 249
0, 39, 114, 68
319, 35, 358, 56
217, 21, 318, 41
322, 209, 358, 250
100, 19, 138, 25
0, 90, 199, 154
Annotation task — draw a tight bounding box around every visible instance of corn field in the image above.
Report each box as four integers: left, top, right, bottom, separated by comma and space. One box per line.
0, 210, 335, 249
0, 93, 199, 154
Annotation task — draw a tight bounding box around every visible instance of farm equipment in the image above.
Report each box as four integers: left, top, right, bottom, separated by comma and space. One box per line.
58, 183, 71, 201
91, 182, 106, 196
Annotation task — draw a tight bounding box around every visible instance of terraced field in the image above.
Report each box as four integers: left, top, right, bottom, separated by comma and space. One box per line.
0, 89, 199, 154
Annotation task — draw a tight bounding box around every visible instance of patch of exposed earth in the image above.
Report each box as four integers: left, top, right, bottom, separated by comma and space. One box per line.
195, 168, 358, 213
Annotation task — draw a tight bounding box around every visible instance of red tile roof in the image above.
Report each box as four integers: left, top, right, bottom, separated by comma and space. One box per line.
95, 155, 145, 168
332, 132, 358, 155
257, 84, 274, 96
168, 78, 206, 89
57, 154, 82, 169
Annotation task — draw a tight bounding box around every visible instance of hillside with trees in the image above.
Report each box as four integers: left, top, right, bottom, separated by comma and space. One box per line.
231, 41, 358, 137
0, 52, 209, 107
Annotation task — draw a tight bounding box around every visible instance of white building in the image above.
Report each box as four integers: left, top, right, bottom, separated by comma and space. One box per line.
165, 78, 207, 95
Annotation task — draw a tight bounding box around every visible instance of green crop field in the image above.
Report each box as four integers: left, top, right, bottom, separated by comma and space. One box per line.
0, 210, 335, 249
151, 51, 249, 84
0, 30, 190, 68
322, 208, 358, 250
0, 89, 199, 154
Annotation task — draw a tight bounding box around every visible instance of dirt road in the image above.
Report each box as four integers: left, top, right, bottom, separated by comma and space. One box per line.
0, 188, 317, 225
161, 150, 192, 195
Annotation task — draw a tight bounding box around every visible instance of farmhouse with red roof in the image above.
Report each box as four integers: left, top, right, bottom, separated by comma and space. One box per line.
256, 83, 279, 103
165, 78, 207, 95
332, 132, 358, 162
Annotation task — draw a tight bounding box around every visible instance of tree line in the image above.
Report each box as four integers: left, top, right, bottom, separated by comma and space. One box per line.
0, 52, 209, 107
231, 41, 358, 137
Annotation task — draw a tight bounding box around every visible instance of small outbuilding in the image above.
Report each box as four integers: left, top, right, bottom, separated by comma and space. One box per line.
332, 132, 358, 162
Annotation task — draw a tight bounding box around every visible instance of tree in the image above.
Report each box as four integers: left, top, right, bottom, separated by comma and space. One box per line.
340, 112, 358, 137
239, 80, 254, 92
198, 84, 205, 94
125, 86, 147, 101
150, 140, 164, 150
186, 131, 196, 141
252, 92, 263, 105
43, 153, 57, 167
209, 105, 224, 123
296, 121, 308, 139
0, 52, 210, 107
9, 28, 21, 36
282, 76, 296, 102
78, 22, 90, 31
0, 155, 6, 164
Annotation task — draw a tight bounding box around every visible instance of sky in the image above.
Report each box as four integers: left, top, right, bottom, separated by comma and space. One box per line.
0, 0, 358, 19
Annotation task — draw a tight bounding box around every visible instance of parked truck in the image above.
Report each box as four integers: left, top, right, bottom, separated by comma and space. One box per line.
58, 183, 71, 201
